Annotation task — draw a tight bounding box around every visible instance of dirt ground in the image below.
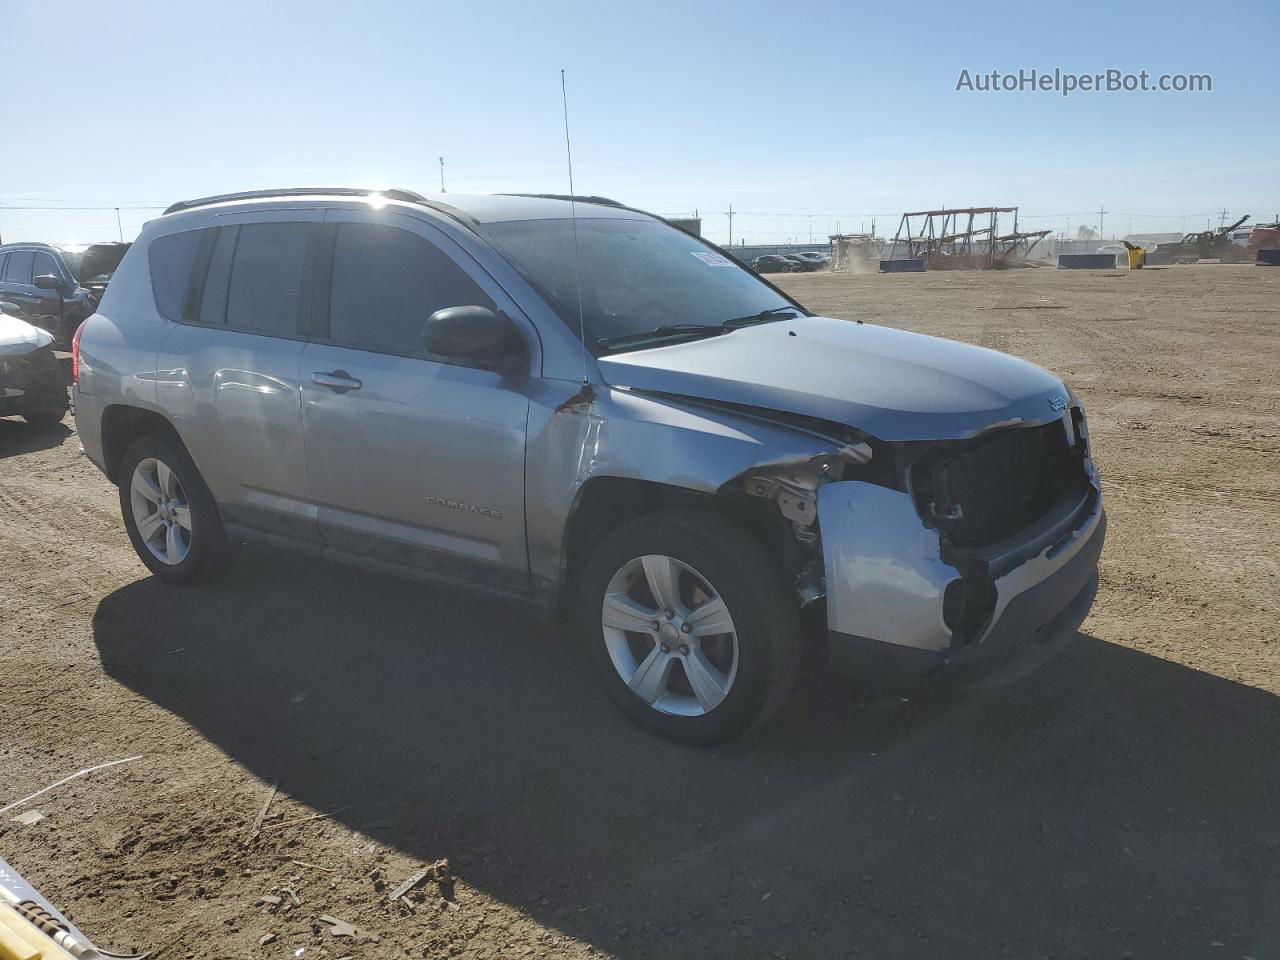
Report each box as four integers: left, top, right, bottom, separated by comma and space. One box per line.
1, 262, 1277, 960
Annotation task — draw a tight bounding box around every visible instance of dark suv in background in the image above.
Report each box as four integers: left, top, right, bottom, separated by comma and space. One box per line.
0, 241, 130, 345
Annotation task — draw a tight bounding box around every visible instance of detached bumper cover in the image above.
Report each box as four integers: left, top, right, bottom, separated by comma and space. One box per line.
818, 478, 1105, 692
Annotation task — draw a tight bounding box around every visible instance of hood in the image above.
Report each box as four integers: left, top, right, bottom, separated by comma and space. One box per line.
0, 311, 55, 356
597, 316, 1069, 442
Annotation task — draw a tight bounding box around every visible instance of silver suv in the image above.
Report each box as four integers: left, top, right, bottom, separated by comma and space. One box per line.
73, 188, 1105, 744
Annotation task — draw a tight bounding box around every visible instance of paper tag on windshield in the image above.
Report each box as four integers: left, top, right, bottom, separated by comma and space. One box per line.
689, 251, 735, 267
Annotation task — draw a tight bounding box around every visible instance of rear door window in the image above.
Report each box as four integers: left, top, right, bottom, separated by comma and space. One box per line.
224, 222, 309, 336
149, 230, 205, 322
326, 222, 494, 357
3, 251, 34, 284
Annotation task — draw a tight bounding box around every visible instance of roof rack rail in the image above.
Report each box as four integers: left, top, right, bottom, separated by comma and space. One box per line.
498, 193, 626, 208
162, 187, 429, 216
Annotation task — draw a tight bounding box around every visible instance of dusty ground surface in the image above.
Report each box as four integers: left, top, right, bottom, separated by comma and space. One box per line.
1, 262, 1277, 960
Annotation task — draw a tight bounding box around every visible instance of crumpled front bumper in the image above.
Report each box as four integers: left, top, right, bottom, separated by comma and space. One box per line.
817, 473, 1105, 693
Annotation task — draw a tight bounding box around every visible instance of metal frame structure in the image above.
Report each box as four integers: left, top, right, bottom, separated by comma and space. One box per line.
888, 207, 1050, 268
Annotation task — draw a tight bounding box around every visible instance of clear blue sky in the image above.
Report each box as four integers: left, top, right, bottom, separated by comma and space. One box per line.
3, 0, 1276, 245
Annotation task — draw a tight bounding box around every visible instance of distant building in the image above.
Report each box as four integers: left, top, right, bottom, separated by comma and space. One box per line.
668, 217, 702, 236
1125, 233, 1182, 247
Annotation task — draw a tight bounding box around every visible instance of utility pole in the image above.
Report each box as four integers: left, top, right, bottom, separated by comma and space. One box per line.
1219, 207, 1229, 227
439, 157, 446, 193
115, 207, 123, 242
809, 215, 813, 244
725, 204, 735, 246
1097, 205, 1108, 241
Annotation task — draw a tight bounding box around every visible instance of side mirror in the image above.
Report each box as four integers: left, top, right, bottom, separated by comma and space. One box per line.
422, 305, 524, 372
34, 274, 62, 291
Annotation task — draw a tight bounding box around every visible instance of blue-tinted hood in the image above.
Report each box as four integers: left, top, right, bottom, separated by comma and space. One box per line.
596, 316, 1070, 442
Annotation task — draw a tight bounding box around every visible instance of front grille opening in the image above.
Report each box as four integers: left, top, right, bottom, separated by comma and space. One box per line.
913, 420, 1087, 549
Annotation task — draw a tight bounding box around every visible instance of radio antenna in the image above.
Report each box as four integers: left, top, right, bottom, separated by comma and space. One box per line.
561, 69, 590, 387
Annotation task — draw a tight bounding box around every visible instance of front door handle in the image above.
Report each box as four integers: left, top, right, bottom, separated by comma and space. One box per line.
311, 370, 362, 393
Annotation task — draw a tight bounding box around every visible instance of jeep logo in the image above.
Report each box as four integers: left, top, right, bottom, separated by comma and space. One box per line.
1047, 395, 1068, 412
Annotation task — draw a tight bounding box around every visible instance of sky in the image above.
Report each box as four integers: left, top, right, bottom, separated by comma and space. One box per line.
2, 0, 1276, 247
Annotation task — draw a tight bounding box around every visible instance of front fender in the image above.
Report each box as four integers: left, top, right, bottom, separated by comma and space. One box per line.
525, 382, 843, 585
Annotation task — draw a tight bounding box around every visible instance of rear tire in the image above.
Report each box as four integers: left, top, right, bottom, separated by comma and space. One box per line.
577, 509, 801, 745
118, 433, 240, 585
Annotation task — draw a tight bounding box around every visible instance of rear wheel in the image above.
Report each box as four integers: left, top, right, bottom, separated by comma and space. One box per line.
118, 434, 240, 584
577, 510, 801, 745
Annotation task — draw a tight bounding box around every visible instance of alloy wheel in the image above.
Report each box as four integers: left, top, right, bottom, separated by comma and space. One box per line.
600, 554, 739, 717
129, 457, 192, 565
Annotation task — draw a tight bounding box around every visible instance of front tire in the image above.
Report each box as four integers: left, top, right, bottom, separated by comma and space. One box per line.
118, 434, 240, 584
577, 509, 801, 745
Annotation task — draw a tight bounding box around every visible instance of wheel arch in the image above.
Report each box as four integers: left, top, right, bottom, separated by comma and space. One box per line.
553, 475, 794, 622
100, 404, 188, 485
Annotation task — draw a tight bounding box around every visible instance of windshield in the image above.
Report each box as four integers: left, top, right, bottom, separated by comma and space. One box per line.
479, 217, 798, 353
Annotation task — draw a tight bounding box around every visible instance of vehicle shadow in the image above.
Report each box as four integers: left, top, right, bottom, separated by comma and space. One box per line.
0, 417, 71, 458
92, 546, 1280, 958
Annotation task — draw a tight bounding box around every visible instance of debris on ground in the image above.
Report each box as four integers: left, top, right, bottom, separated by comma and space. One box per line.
386, 858, 451, 903
318, 914, 358, 938
261, 806, 349, 832
9, 810, 44, 826
244, 783, 278, 844
0, 754, 143, 816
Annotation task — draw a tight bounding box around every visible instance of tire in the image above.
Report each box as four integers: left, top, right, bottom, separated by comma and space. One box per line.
118, 433, 240, 584
577, 509, 802, 745
21, 403, 67, 427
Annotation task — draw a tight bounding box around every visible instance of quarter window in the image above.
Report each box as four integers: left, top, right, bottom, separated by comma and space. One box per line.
327, 223, 494, 356
3, 251, 33, 284
149, 230, 205, 322
224, 222, 309, 336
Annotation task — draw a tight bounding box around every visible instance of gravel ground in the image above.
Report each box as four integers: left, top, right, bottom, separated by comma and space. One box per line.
1, 262, 1277, 959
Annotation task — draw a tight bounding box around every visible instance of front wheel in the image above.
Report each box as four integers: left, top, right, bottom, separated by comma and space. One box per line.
577, 510, 801, 745
118, 434, 240, 584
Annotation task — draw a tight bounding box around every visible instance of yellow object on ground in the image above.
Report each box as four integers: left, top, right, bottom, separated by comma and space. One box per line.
0, 859, 103, 960
1122, 240, 1145, 269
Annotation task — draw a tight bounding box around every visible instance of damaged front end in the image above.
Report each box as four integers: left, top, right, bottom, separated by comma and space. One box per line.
725, 401, 1105, 693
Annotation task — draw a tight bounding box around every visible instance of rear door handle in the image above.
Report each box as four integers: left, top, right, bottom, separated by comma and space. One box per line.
311, 370, 362, 392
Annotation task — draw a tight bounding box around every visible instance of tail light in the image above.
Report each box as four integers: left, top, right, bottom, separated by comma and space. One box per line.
71, 321, 84, 385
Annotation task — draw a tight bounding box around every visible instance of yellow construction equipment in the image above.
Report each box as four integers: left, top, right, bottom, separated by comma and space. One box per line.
1121, 240, 1145, 269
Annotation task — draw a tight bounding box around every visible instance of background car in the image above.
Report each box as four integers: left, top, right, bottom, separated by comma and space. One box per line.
783, 254, 820, 272
751, 254, 796, 273
55, 241, 131, 304
793, 252, 830, 269
0, 241, 129, 346
0, 300, 69, 426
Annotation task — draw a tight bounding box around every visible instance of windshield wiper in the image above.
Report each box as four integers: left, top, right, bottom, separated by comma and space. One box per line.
597, 324, 726, 350
722, 305, 801, 328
